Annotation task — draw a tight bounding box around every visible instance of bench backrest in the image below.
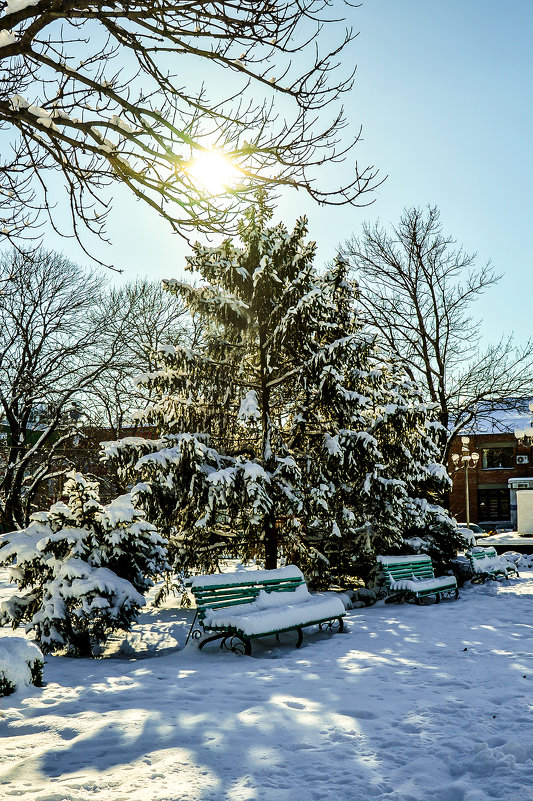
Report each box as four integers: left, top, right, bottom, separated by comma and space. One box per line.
377, 555, 435, 584
469, 546, 498, 562
190, 567, 306, 623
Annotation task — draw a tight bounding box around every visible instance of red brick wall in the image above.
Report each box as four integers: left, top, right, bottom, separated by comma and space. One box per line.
448, 434, 532, 523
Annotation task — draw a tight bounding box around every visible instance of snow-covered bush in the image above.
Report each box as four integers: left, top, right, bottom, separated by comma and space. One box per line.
0, 637, 44, 696
0, 472, 167, 656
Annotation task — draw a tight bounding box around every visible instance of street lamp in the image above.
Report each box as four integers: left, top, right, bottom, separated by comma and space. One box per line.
451, 436, 479, 527
513, 401, 533, 446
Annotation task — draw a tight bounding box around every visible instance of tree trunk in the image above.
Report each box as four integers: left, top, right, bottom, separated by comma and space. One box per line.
259, 319, 277, 569
264, 513, 278, 570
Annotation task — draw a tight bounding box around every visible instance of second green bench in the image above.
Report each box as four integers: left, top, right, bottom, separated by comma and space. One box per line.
377, 554, 459, 604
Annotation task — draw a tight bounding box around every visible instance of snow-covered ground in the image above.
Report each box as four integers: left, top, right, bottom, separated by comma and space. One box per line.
3, 561, 533, 801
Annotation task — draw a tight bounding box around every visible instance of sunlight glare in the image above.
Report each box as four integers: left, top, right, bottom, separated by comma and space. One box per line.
186, 149, 241, 195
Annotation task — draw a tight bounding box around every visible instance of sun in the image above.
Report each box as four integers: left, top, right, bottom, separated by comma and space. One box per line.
186, 149, 242, 195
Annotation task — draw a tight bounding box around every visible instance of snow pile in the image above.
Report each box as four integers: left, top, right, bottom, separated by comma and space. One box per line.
0, 636, 43, 696
6, 0, 41, 12
0, 29, 17, 46
377, 554, 434, 565
237, 389, 261, 423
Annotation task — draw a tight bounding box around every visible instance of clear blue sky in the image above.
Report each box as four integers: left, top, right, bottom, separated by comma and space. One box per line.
56, 1, 533, 348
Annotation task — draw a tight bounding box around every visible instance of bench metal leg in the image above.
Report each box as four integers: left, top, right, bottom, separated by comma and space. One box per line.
198, 633, 226, 650
220, 634, 252, 656
319, 617, 344, 634
415, 593, 440, 605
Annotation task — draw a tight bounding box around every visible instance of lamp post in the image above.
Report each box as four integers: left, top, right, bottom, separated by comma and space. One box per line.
451, 436, 480, 527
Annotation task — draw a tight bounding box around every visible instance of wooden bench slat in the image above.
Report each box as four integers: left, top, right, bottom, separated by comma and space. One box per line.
193, 580, 302, 598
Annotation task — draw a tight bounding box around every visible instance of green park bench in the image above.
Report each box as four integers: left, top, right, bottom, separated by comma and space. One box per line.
377, 554, 459, 604
188, 565, 346, 655
467, 546, 519, 583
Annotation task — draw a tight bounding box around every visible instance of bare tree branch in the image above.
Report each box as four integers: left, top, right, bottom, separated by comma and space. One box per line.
343, 205, 533, 460
0, 0, 382, 264
0, 247, 122, 526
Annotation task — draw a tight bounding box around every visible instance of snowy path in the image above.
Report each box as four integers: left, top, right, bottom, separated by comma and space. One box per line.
3, 572, 533, 801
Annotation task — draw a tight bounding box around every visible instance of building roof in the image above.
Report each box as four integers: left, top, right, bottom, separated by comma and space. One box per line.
458, 399, 533, 436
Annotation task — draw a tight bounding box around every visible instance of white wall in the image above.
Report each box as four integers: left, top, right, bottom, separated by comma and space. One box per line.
516, 490, 533, 535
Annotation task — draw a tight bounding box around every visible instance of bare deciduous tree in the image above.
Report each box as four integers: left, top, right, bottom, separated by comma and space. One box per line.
0, 248, 121, 527
0, 0, 380, 264
344, 206, 533, 460
84, 278, 198, 439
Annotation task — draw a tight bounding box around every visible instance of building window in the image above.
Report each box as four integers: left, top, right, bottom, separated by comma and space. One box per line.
481, 447, 515, 470
478, 488, 510, 522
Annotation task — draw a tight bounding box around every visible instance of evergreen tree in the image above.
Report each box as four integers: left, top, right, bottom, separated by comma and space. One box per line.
276, 255, 463, 582
0, 472, 167, 656
102, 199, 463, 588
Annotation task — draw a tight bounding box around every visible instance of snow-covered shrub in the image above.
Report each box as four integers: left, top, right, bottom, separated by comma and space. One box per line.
0, 637, 44, 696
0, 472, 167, 656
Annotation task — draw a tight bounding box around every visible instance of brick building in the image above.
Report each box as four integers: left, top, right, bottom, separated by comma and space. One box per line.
448, 404, 533, 531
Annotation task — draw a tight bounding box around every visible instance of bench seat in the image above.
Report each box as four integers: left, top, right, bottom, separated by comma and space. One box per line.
388, 576, 458, 594
203, 586, 345, 637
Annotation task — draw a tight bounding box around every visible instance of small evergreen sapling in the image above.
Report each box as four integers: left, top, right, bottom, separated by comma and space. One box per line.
0, 472, 167, 656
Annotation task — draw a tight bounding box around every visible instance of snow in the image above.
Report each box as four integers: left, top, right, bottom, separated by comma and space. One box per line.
109, 114, 133, 134
5, 0, 40, 12
388, 576, 455, 592
458, 402, 533, 435
203, 594, 345, 637
469, 553, 516, 575
6, 562, 533, 799
0, 29, 17, 46
377, 554, 434, 565
238, 389, 260, 423
191, 564, 304, 587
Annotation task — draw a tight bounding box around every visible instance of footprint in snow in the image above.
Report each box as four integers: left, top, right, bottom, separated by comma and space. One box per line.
341, 708, 377, 720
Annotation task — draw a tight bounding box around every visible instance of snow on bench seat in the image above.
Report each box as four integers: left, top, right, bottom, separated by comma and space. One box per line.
388, 576, 456, 593
203, 585, 346, 637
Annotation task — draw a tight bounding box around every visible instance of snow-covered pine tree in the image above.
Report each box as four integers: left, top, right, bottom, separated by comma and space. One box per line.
276, 254, 463, 583
0, 472, 167, 656
102, 197, 462, 588
103, 196, 325, 578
